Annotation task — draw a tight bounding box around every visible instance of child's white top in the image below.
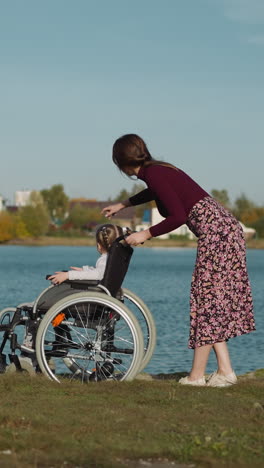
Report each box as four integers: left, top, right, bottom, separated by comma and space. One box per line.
68, 253, 107, 281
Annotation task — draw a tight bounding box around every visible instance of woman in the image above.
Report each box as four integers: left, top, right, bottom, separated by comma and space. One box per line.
102, 134, 255, 387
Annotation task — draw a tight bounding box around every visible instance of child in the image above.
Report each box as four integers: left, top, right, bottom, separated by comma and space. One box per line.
48, 223, 124, 285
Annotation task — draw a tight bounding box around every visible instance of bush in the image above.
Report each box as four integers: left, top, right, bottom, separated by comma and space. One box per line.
20, 204, 49, 237
0, 212, 14, 242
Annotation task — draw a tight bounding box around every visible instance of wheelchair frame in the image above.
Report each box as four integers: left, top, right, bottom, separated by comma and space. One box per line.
0, 237, 156, 383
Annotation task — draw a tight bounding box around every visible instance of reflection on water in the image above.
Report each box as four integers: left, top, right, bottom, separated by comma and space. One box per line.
0, 245, 263, 374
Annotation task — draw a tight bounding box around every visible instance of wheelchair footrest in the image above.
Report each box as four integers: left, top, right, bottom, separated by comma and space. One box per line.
104, 344, 133, 355
45, 349, 68, 358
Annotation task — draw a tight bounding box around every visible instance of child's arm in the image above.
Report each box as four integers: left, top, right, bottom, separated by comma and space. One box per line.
48, 255, 107, 284
68, 255, 107, 281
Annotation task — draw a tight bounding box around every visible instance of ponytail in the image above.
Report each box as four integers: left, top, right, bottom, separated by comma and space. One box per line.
96, 224, 123, 252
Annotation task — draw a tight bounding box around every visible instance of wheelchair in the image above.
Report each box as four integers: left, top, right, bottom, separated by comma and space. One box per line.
0, 236, 156, 383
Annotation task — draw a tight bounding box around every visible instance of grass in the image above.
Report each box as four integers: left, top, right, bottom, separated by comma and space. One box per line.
0, 371, 263, 467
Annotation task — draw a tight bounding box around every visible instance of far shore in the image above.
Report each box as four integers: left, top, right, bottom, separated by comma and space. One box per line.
3, 235, 264, 249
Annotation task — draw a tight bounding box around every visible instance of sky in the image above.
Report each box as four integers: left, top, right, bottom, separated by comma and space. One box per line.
0, 0, 263, 205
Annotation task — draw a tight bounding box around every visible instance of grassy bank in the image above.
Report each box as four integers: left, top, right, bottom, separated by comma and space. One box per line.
0, 370, 263, 467
5, 236, 264, 249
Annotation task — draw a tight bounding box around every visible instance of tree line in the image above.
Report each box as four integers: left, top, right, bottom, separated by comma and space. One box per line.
0, 185, 263, 242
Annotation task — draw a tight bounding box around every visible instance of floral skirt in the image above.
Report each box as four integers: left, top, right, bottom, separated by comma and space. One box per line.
186, 196, 255, 349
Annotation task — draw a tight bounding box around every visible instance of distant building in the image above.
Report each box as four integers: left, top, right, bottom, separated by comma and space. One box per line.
15, 190, 32, 207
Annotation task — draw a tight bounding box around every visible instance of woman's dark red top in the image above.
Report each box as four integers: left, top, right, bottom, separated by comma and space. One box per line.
129, 165, 210, 237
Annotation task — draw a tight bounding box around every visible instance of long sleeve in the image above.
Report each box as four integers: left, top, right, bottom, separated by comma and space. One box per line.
137, 165, 209, 238
68, 254, 107, 280
129, 188, 155, 206
149, 180, 187, 237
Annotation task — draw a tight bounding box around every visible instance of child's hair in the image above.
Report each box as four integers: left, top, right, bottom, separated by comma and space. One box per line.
112, 134, 177, 175
96, 224, 125, 252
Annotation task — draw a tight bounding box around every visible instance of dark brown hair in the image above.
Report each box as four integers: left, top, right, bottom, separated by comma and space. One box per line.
96, 224, 123, 252
112, 134, 177, 175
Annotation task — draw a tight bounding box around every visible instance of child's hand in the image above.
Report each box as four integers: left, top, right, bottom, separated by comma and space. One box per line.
48, 271, 69, 285
70, 266, 82, 271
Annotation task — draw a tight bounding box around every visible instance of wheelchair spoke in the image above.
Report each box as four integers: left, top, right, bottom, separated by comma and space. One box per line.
36, 293, 144, 383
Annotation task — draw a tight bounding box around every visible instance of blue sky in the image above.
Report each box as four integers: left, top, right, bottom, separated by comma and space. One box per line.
0, 0, 263, 205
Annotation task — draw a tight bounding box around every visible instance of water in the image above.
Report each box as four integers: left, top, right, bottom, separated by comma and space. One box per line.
0, 245, 263, 375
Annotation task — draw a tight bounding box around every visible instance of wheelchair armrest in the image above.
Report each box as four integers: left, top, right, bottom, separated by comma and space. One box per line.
45, 274, 100, 291
64, 279, 100, 290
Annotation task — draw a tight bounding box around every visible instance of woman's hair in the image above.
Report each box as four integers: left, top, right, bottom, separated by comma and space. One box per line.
96, 224, 124, 252
112, 134, 177, 175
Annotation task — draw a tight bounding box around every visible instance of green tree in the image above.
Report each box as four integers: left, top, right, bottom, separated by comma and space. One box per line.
113, 189, 130, 202
41, 184, 69, 223
251, 216, 264, 238
67, 205, 105, 230
19, 191, 49, 237
232, 193, 257, 224
113, 183, 146, 202
12, 213, 30, 239
211, 189, 231, 209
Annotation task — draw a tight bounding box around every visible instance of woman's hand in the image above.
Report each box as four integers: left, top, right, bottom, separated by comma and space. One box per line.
70, 267, 82, 271
101, 202, 127, 219
125, 229, 152, 246
48, 271, 69, 285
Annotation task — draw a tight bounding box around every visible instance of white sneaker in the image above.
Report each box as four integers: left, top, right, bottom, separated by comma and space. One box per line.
178, 376, 206, 386
206, 371, 237, 387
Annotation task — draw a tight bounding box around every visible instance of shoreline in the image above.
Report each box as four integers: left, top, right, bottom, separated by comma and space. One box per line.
2, 236, 264, 249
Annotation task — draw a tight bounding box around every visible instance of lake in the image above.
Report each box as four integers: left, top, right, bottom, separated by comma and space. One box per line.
0, 245, 263, 375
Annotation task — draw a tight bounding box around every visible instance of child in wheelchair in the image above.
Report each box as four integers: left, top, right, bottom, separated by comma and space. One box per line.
0, 224, 154, 382
48, 223, 125, 285
22, 224, 127, 352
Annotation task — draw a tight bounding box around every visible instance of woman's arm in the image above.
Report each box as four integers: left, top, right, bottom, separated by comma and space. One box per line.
125, 229, 152, 246
101, 200, 130, 218
147, 172, 187, 237
102, 189, 155, 218
129, 188, 155, 206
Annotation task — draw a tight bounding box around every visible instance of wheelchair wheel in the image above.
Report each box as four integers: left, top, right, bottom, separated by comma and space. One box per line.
122, 288, 156, 373
35, 292, 144, 383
